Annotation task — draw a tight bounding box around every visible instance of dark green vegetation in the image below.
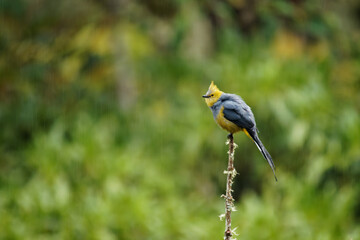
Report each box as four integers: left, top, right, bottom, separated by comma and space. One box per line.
1, 0, 360, 239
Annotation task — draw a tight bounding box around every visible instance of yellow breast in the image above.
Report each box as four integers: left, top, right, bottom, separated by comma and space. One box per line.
216, 106, 242, 134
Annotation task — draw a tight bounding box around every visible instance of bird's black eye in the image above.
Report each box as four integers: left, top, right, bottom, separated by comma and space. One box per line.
211, 94, 214, 97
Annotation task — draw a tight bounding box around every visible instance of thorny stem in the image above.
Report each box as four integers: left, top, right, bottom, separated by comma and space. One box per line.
222, 133, 237, 240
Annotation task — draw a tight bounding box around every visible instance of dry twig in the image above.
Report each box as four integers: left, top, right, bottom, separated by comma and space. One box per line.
221, 133, 237, 240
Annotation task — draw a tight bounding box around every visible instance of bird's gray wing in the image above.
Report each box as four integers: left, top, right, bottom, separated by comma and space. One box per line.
222, 100, 255, 129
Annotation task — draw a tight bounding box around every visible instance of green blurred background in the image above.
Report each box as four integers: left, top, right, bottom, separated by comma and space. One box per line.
1, 0, 360, 239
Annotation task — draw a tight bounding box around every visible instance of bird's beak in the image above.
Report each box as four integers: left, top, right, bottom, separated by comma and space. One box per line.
202, 95, 210, 98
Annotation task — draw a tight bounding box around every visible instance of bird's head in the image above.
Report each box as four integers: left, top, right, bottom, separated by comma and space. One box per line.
202, 81, 223, 107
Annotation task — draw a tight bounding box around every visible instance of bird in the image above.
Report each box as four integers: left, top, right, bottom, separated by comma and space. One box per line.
202, 81, 277, 181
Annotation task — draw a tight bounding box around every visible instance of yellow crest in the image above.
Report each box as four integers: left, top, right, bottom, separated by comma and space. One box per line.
208, 81, 219, 93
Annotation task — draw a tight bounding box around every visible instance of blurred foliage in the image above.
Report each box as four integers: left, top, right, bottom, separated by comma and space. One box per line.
1, 0, 360, 239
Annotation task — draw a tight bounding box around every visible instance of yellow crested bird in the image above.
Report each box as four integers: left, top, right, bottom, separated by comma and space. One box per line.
203, 81, 277, 181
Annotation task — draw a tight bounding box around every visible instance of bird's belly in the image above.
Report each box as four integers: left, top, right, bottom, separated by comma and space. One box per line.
216, 112, 242, 134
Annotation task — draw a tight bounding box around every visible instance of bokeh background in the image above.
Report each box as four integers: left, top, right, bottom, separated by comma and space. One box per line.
1, 0, 360, 239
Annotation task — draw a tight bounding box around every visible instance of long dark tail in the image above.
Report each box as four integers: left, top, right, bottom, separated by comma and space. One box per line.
245, 128, 277, 181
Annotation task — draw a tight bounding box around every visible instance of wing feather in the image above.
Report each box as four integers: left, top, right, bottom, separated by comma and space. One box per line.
222, 99, 255, 129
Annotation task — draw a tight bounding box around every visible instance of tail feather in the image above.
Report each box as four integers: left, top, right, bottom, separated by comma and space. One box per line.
245, 128, 277, 181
